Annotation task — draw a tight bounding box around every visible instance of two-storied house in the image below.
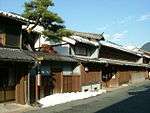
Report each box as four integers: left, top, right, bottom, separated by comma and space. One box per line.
0, 11, 34, 104
34, 29, 150, 92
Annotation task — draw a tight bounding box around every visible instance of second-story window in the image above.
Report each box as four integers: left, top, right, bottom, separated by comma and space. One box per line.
5, 25, 20, 48
0, 19, 21, 48
74, 44, 87, 56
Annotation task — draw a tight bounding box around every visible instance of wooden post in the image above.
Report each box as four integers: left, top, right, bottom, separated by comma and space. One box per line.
27, 73, 30, 104
60, 72, 63, 93
19, 29, 22, 49
35, 60, 41, 101
36, 73, 41, 100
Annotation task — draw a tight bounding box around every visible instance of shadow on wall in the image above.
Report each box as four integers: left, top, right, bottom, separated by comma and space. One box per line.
95, 85, 150, 113
102, 66, 117, 82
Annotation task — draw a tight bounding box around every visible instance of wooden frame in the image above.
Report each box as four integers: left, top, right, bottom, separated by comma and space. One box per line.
74, 44, 87, 56
0, 33, 6, 46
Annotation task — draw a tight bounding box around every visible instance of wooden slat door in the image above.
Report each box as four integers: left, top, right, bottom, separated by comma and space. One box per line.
42, 76, 51, 97
52, 69, 63, 93
0, 68, 15, 103
0, 69, 8, 102
15, 75, 27, 104
63, 75, 80, 93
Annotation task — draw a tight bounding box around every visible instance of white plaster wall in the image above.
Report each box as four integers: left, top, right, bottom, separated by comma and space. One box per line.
82, 83, 102, 92
90, 48, 99, 58
91, 84, 101, 91
137, 57, 143, 63
70, 47, 75, 55
81, 85, 91, 92
73, 65, 81, 75
34, 35, 51, 49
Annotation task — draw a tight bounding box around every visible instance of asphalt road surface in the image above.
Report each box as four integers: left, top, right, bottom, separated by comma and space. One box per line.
24, 80, 150, 113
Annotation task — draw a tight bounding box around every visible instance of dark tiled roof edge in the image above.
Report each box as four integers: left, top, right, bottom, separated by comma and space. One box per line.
24, 51, 78, 62
71, 30, 105, 40
0, 11, 35, 24
0, 48, 34, 62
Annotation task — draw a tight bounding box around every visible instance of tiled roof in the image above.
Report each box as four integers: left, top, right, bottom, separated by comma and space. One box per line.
100, 40, 142, 57
25, 51, 77, 62
0, 48, 34, 62
0, 48, 76, 63
72, 31, 105, 40
74, 56, 150, 68
0, 11, 34, 24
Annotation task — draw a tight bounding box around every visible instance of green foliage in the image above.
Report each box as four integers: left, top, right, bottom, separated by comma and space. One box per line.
22, 0, 71, 41
43, 29, 73, 42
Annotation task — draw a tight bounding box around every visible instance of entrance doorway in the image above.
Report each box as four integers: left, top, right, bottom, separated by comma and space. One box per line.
0, 68, 15, 102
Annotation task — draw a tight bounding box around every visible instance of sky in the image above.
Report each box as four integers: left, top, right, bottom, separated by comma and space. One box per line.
0, 0, 150, 47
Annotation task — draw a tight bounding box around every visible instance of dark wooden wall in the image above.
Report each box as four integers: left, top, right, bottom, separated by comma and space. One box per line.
99, 46, 140, 62
63, 75, 80, 93
29, 75, 36, 103
0, 17, 22, 48
102, 71, 130, 88
0, 67, 15, 102
106, 75, 119, 88
130, 71, 147, 83
0, 87, 15, 103
102, 66, 130, 88
102, 66, 148, 88
52, 70, 63, 93
81, 64, 102, 86
118, 71, 131, 86
16, 74, 27, 104
0, 63, 28, 104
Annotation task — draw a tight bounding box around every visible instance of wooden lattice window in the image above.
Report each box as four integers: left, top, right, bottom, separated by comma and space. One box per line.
74, 45, 87, 56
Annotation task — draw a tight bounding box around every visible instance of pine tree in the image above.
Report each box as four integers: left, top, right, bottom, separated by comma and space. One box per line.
22, 0, 71, 41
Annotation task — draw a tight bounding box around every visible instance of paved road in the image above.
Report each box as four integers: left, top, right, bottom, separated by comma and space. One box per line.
24, 80, 150, 113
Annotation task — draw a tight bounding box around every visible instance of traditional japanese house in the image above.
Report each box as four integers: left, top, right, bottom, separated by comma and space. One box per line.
22, 24, 81, 102
60, 31, 150, 89
26, 48, 80, 102
32, 31, 105, 94
0, 11, 34, 104
33, 27, 150, 92
98, 41, 150, 88
36, 30, 150, 91
139, 49, 150, 79
60, 31, 105, 92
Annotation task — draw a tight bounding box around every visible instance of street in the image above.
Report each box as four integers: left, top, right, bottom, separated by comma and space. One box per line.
24, 80, 150, 113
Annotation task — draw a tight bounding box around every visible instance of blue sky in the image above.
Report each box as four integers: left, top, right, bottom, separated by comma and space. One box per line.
0, 0, 150, 47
